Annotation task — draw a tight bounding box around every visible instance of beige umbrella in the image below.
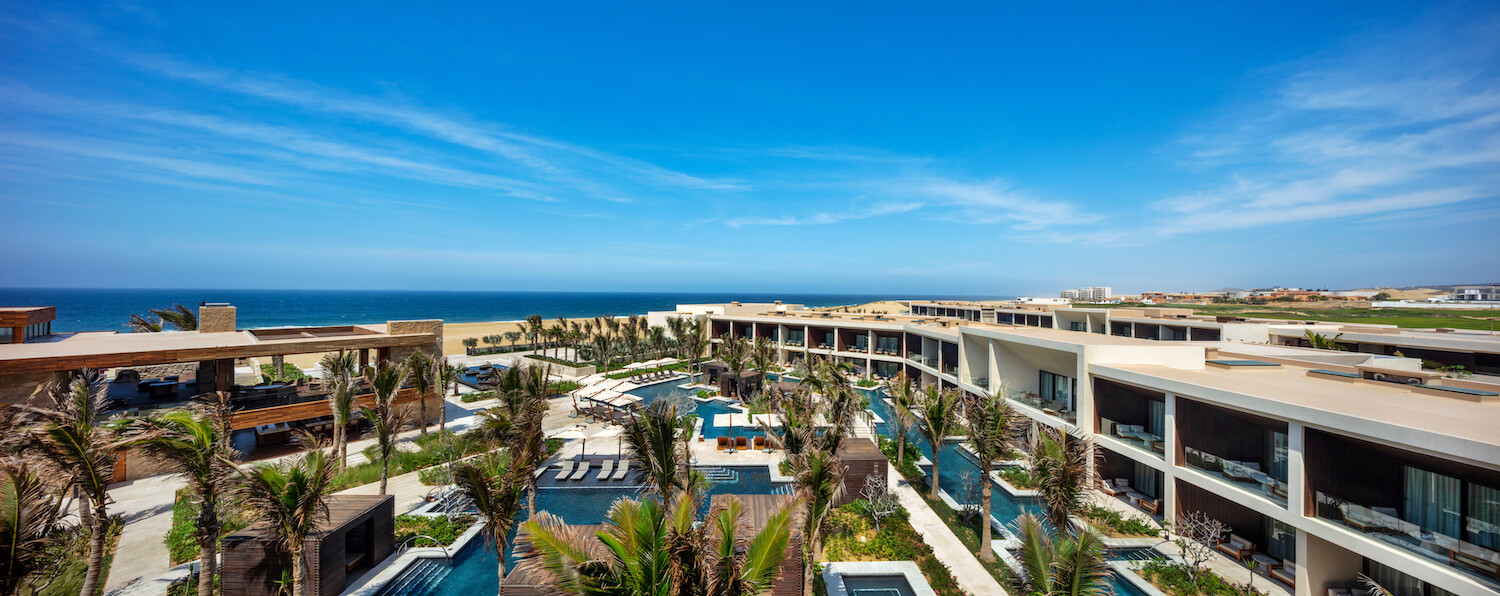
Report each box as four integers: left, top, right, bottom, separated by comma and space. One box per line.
551, 427, 587, 457
593, 426, 626, 459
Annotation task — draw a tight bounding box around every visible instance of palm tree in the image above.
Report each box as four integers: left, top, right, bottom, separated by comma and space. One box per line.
362, 361, 412, 495
1029, 425, 1094, 529
666, 316, 688, 361
1007, 514, 1110, 596
151, 304, 198, 330
518, 495, 794, 596
916, 384, 962, 500
119, 409, 237, 596
235, 449, 336, 596
648, 325, 667, 360
462, 337, 479, 354
1304, 330, 1346, 351
18, 370, 117, 596
438, 360, 462, 432
451, 454, 527, 591
887, 372, 919, 468
963, 389, 1020, 562
128, 313, 163, 333
0, 460, 66, 595
793, 449, 845, 596
719, 334, 750, 398
320, 350, 359, 468
525, 314, 545, 352
762, 387, 817, 457
504, 331, 521, 351
685, 320, 709, 376
405, 351, 436, 436
750, 336, 776, 398
623, 401, 694, 500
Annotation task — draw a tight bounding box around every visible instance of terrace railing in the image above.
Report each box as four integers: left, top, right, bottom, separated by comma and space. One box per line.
1313, 491, 1500, 589
1183, 446, 1288, 505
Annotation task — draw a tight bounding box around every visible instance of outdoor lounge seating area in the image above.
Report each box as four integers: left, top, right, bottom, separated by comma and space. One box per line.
549, 458, 632, 482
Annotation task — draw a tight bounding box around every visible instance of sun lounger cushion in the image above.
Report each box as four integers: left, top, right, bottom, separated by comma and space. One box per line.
612, 460, 630, 480
554, 462, 575, 480
597, 460, 614, 480
717, 436, 729, 450
569, 461, 591, 480
736, 437, 748, 448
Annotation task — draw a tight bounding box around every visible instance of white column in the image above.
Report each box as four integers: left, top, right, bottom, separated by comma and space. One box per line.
1163, 392, 1179, 522
1287, 421, 1306, 517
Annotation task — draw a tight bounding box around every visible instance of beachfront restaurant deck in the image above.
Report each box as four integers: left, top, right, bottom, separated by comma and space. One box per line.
0, 304, 443, 467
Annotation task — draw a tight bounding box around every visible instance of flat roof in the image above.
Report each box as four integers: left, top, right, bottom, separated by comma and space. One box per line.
1095, 361, 1500, 458
0, 325, 434, 374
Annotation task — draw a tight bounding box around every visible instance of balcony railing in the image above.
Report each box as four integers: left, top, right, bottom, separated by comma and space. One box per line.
941, 364, 958, 376
1314, 491, 1500, 589
783, 341, 804, 347
1004, 389, 1077, 424
1183, 446, 1287, 505
962, 375, 989, 388
872, 347, 901, 356
1103, 420, 1164, 460
909, 354, 935, 367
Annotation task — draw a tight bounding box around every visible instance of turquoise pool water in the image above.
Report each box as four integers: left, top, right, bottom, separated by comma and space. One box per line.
380, 465, 789, 595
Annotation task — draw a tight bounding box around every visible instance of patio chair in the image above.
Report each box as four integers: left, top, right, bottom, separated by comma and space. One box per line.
717, 436, 729, 450
736, 437, 748, 449
597, 459, 614, 480
1216, 533, 1255, 561
1268, 560, 1295, 586
754, 436, 766, 450
1138, 498, 1160, 515
570, 461, 591, 481
553, 461, 575, 481
613, 460, 631, 480
1099, 478, 1126, 497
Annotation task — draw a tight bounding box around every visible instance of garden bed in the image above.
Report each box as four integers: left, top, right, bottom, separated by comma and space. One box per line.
822, 501, 966, 596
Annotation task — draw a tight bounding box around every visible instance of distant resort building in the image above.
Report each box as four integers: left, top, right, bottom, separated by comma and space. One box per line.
1060, 286, 1113, 301
644, 299, 1500, 594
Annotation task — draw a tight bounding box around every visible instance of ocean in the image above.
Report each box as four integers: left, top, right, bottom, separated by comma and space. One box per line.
0, 288, 1003, 333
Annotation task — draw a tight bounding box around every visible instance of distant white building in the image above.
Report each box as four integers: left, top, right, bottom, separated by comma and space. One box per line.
1060, 287, 1112, 301
1018, 296, 1072, 305
1451, 285, 1500, 302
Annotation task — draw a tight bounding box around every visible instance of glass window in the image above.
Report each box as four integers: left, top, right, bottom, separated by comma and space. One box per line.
1404, 466, 1462, 538
1266, 519, 1296, 561
1469, 483, 1500, 550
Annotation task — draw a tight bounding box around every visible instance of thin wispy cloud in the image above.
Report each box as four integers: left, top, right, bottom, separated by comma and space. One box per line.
722, 201, 923, 228
1158, 10, 1500, 234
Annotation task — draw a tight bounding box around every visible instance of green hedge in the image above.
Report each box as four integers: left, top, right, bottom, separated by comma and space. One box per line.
260, 362, 307, 383
1083, 505, 1157, 537
997, 467, 1038, 489
605, 362, 688, 380
1138, 560, 1261, 596
460, 390, 497, 403
394, 514, 475, 547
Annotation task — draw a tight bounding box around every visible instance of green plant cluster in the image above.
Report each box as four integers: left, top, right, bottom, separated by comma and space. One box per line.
822, 502, 966, 596
394, 514, 476, 547
877, 435, 922, 480
855, 378, 879, 388
997, 467, 1039, 489
259, 362, 307, 383
1082, 505, 1157, 537
164, 491, 250, 565
695, 389, 718, 398
549, 380, 581, 393
1138, 560, 1261, 596
331, 430, 487, 491
460, 390, 496, 403
525, 354, 588, 368
23, 516, 124, 596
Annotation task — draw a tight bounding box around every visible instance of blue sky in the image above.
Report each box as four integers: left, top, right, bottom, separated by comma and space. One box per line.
2, 1, 1498, 296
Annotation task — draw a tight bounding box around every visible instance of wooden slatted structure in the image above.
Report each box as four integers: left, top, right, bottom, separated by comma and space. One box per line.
835, 438, 888, 506
0, 332, 435, 375
221, 494, 395, 596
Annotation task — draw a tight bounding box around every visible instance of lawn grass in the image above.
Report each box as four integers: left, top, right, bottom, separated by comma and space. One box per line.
1090, 303, 1499, 330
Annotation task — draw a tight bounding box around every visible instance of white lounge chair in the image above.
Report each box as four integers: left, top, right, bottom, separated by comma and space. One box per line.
553, 461, 575, 481
597, 459, 615, 480
613, 459, 631, 480
570, 461, 591, 480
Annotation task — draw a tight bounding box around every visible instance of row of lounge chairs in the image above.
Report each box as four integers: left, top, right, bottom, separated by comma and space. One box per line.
715, 436, 766, 450
551, 459, 632, 481
631, 370, 674, 383
1097, 478, 1161, 515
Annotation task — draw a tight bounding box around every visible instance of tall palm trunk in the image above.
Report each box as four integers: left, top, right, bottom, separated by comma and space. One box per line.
978, 477, 993, 561
380, 460, 389, 495
930, 464, 941, 501
81, 501, 109, 596
896, 433, 906, 467
290, 546, 306, 596
803, 525, 819, 596
199, 540, 217, 596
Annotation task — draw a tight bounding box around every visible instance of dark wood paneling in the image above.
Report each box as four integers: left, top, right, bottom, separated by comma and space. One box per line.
0, 332, 435, 375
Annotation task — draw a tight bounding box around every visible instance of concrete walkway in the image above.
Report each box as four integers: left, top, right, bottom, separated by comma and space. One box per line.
888, 463, 1006, 596
102, 473, 187, 594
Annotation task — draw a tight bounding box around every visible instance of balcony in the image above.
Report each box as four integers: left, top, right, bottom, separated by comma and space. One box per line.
872, 347, 901, 356
941, 364, 958, 376
1183, 446, 1288, 505
1005, 389, 1077, 424
909, 354, 936, 367
782, 341, 804, 348
1315, 491, 1500, 590
1102, 420, 1164, 459
961, 375, 988, 388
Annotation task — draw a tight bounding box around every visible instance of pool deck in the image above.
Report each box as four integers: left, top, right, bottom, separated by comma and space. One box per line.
887, 463, 1007, 596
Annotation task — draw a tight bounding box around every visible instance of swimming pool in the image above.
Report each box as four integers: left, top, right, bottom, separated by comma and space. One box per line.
378, 464, 790, 595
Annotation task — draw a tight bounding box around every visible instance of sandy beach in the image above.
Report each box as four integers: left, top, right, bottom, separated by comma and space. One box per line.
282, 317, 604, 369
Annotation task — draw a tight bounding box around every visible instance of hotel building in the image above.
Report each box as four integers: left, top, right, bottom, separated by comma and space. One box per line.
653, 301, 1500, 596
